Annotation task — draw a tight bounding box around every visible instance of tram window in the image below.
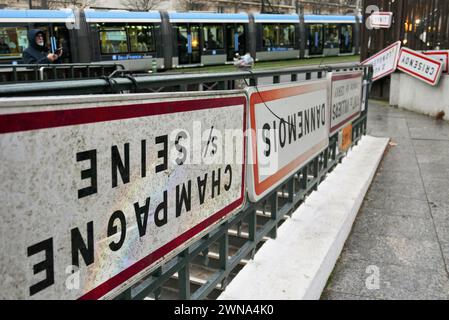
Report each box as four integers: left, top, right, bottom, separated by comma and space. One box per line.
263, 24, 295, 48
280, 24, 295, 46
324, 24, 339, 48
263, 24, 277, 47
308, 24, 323, 48
98, 27, 128, 54
203, 25, 224, 50
0, 27, 28, 58
340, 24, 353, 51
127, 25, 155, 53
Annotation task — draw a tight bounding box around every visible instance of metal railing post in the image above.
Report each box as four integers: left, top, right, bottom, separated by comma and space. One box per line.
178, 249, 190, 300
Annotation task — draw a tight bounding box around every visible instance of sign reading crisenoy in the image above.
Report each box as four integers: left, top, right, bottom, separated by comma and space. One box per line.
397, 47, 443, 86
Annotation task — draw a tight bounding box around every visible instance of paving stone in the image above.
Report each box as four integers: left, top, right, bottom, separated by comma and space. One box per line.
368, 180, 427, 201
352, 208, 436, 240
413, 140, 449, 164
362, 196, 430, 218
341, 232, 444, 271
325, 257, 449, 300
422, 178, 449, 205
320, 289, 376, 300
419, 163, 449, 181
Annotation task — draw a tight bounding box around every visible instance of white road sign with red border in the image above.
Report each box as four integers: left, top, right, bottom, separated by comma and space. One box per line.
362, 41, 401, 81
397, 47, 443, 86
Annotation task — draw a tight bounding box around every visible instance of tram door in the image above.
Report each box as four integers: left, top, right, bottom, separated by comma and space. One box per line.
177, 24, 201, 65
307, 24, 324, 55
226, 24, 245, 61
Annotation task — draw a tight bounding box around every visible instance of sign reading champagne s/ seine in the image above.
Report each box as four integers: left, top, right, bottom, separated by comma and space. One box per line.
397, 47, 443, 86
330, 71, 363, 136
246, 80, 330, 202
0, 92, 246, 300
362, 41, 401, 81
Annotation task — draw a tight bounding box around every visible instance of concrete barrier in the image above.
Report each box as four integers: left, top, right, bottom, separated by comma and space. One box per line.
218, 135, 389, 300
390, 73, 449, 119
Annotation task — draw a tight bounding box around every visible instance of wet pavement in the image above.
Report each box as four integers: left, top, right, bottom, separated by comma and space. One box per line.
321, 100, 449, 300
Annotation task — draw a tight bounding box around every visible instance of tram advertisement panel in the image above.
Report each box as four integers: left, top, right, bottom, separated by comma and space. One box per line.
330, 71, 363, 136
0, 92, 246, 299
246, 80, 330, 202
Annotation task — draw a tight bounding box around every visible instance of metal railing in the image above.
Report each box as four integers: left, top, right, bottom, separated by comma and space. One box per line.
0, 63, 368, 97
0, 63, 125, 84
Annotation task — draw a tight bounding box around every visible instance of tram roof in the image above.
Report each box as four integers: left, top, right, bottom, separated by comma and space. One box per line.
168, 12, 249, 23
0, 9, 75, 23
84, 10, 161, 23
253, 13, 300, 23
304, 15, 357, 23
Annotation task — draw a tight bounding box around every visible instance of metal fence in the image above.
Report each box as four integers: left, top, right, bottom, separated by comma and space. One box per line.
0, 62, 373, 300
0, 63, 368, 97
0, 63, 124, 84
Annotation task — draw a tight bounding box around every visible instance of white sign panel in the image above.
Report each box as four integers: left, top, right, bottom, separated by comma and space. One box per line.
330, 71, 363, 135
397, 47, 443, 86
246, 80, 330, 202
0, 92, 246, 299
362, 41, 401, 81
421, 50, 449, 74
369, 12, 393, 28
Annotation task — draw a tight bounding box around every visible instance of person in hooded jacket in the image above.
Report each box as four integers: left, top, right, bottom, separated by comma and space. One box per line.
22, 29, 62, 64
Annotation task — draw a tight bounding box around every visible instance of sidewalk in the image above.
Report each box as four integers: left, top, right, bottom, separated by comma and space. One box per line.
321, 100, 449, 300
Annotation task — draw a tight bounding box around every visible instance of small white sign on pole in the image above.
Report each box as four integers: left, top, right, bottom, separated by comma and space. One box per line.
369, 12, 393, 28
421, 50, 449, 74
362, 41, 401, 81
397, 47, 443, 86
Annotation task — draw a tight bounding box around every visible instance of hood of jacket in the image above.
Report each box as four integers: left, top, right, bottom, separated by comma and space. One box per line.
27, 29, 46, 51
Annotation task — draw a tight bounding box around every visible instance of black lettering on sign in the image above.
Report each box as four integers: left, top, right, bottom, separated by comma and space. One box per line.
77, 149, 97, 199
288, 114, 296, 144
134, 197, 151, 237
71, 221, 94, 268
197, 174, 208, 205
175, 131, 188, 166
176, 180, 192, 217
212, 168, 221, 198
155, 135, 168, 173
141, 140, 147, 178
155, 190, 168, 227
108, 210, 127, 251
262, 123, 271, 157
224, 164, 232, 191
27, 238, 54, 296
111, 143, 130, 188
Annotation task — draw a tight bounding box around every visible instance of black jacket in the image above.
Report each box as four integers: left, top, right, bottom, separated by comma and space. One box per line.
22, 29, 51, 64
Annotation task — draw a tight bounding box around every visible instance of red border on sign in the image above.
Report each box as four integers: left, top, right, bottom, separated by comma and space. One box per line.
397, 47, 443, 85
0, 96, 247, 300
370, 12, 393, 28
330, 72, 363, 134
422, 51, 449, 73
361, 41, 401, 81
250, 82, 328, 197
